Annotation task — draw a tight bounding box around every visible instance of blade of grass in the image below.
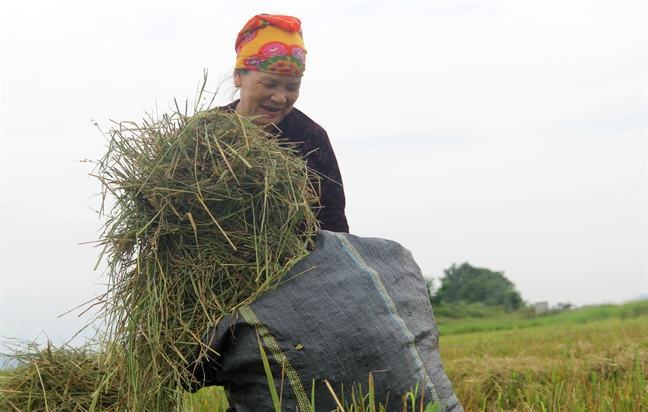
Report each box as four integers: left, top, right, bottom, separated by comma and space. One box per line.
257, 332, 281, 412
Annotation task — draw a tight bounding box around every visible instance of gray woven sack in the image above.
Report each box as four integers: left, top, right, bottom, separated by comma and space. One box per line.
192, 231, 463, 412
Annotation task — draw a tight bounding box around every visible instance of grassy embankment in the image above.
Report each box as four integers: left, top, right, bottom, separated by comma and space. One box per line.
187, 300, 648, 411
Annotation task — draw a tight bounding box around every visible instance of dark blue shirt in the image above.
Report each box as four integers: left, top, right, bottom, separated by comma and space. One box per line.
223, 101, 349, 233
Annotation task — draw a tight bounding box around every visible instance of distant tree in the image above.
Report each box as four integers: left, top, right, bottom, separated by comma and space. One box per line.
430, 262, 523, 310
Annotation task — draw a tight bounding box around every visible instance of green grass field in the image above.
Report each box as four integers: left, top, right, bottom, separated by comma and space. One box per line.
187, 300, 648, 411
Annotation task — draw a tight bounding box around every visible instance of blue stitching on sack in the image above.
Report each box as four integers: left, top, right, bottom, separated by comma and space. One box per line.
332, 232, 439, 402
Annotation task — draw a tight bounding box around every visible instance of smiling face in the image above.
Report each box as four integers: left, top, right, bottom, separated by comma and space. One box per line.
234, 70, 301, 126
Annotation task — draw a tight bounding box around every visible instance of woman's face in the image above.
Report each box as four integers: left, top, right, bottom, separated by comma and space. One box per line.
234, 71, 301, 126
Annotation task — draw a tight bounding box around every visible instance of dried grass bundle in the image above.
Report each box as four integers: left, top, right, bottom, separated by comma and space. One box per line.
0, 342, 119, 412
94, 83, 319, 410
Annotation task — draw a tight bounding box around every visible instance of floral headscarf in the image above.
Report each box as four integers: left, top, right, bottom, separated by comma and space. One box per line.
235, 14, 306, 76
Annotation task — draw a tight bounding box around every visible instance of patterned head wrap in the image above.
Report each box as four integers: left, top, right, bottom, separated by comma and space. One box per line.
235, 14, 306, 76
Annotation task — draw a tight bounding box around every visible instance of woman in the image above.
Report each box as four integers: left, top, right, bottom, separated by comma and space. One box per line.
223, 14, 349, 233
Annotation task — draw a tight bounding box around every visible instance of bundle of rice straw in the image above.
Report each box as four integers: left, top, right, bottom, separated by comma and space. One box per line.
94, 84, 319, 410
0, 342, 119, 411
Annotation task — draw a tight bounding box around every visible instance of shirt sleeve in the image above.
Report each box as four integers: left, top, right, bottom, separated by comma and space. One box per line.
303, 125, 350, 233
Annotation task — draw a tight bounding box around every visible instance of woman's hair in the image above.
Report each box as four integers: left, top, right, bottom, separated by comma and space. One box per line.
232, 69, 249, 97
231, 69, 249, 99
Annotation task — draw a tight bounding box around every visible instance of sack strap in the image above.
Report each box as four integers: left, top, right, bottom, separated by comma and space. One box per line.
239, 305, 312, 411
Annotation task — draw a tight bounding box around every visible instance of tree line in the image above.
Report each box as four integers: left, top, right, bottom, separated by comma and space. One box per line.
428, 262, 524, 310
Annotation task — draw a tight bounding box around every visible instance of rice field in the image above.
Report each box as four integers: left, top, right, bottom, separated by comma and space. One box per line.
186, 300, 648, 411
441, 304, 648, 411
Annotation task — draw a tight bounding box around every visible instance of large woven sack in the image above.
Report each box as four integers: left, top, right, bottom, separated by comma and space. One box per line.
192, 231, 463, 412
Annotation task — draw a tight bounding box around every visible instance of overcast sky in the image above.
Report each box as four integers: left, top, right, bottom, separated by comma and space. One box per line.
1, 0, 646, 346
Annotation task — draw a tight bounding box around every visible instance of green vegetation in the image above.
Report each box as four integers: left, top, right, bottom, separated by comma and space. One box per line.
430, 262, 523, 310
435, 299, 648, 335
